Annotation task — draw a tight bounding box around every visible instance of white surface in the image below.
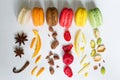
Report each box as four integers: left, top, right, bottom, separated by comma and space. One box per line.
0, 0, 120, 80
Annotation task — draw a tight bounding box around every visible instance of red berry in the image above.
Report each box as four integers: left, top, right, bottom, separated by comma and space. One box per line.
64, 30, 71, 41
64, 66, 73, 77
63, 53, 74, 65
62, 44, 73, 52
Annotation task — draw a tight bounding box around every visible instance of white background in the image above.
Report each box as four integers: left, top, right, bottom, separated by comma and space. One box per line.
0, 0, 120, 80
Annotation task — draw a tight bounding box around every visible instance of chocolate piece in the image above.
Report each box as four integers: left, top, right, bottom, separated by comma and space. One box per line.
13, 61, 30, 73
51, 39, 59, 49
49, 66, 54, 75
46, 7, 58, 26
48, 58, 54, 66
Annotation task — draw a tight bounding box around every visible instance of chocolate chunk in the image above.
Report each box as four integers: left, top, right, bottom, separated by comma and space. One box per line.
51, 39, 59, 49
53, 54, 60, 60
52, 31, 57, 39
48, 58, 54, 66
49, 66, 54, 75
49, 26, 54, 32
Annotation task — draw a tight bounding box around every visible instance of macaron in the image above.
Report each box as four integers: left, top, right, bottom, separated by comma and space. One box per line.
32, 7, 44, 26
46, 7, 58, 27
59, 8, 74, 28
75, 8, 87, 27
18, 8, 31, 25
88, 8, 103, 28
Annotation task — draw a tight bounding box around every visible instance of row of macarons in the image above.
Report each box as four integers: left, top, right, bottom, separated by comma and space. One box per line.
18, 7, 103, 29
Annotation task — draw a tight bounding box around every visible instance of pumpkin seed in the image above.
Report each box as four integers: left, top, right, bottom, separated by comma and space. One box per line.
97, 38, 102, 45
97, 44, 106, 52
94, 28, 100, 39
91, 49, 96, 57
101, 66, 105, 75
90, 40, 95, 48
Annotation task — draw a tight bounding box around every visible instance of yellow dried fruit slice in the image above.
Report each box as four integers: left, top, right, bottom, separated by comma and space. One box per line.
36, 67, 45, 77
30, 37, 37, 48
78, 62, 90, 74
81, 33, 86, 45
32, 30, 41, 58
84, 72, 88, 77
35, 55, 41, 64
31, 66, 38, 75
80, 46, 85, 54
74, 29, 81, 57
80, 55, 87, 65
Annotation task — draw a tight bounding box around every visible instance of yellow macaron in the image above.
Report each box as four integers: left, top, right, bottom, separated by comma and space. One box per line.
75, 8, 87, 27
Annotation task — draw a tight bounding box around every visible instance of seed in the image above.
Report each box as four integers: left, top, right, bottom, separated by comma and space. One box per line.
90, 40, 95, 48
90, 49, 96, 57
97, 38, 102, 45
93, 65, 98, 70
84, 72, 88, 77
94, 54, 102, 62
97, 44, 106, 52
101, 66, 106, 75
94, 28, 100, 39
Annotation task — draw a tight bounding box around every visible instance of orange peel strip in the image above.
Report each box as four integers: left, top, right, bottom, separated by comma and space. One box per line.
35, 55, 41, 64
36, 67, 45, 77
31, 66, 38, 75
32, 30, 41, 58
30, 37, 37, 48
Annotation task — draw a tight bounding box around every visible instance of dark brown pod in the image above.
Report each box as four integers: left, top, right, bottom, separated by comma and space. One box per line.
46, 7, 58, 26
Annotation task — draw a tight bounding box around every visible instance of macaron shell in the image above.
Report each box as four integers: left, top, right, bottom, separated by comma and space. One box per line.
18, 8, 27, 25
75, 8, 87, 27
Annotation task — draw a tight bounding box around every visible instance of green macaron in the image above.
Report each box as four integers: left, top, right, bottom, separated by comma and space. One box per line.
88, 8, 103, 28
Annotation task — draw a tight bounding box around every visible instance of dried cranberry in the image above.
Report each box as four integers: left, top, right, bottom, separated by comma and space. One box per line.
64, 66, 73, 77
62, 44, 73, 52
64, 30, 71, 41
63, 53, 74, 65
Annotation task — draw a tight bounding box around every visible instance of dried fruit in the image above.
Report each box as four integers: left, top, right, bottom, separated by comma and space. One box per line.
101, 66, 105, 75
64, 30, 71, 41
63, 53, 74, 65
56, 65, 59, 68
35, 55, 41, 64
64, 66, 73, 77
82, 33, 86, 45
36, 67, 45, 77
53, 54, 60, 60
90, 49, 96, 57
49, 51, 53, 57
49, 26, 54, 32
31, 66, 38, 75
32, 30, 41, 58
49, 66, 54, 75
97, 44, 106, 52
74, 29, 81, 56
90, 40, 95, 48
84, 72, 88, 77
93, 65, 98, 70
97, 38, 102, 45
80, 55, 87, 65
30, 37, 36, 48
51, 39, 59, 49
78, 62, 90, 74
48, 58, 54, 66
62, 44, 73, 52
94, 54, 102, 62
15, 32, 28, 46
94, 28, 100, 39
14, 47, 24, 58
80, 46, 85, 54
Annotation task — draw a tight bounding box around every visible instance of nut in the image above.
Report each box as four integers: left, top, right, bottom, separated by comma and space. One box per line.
51, 39, 59, 49
49, 66, 54, 75
94, 54, 102, 62
48, 58, 54, 66
52, 31, 57, 39
97, 44, 106, 52
53, 54, 60, 60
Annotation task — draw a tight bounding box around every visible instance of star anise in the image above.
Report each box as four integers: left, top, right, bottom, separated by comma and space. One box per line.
15, 32, 28, 46
14, 47, 24, 58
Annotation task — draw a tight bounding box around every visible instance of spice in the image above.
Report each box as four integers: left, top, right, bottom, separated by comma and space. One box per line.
14, 47, 24, 58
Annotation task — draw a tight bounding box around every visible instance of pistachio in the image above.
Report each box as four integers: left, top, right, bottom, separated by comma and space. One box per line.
94, 28, 100, 39
90, 40, 95, 48
91, 49, 96, 57
101, 66, 105, 75
97, 38, 102, 45
97, 44, 106, 52
94, 54, 102, 62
